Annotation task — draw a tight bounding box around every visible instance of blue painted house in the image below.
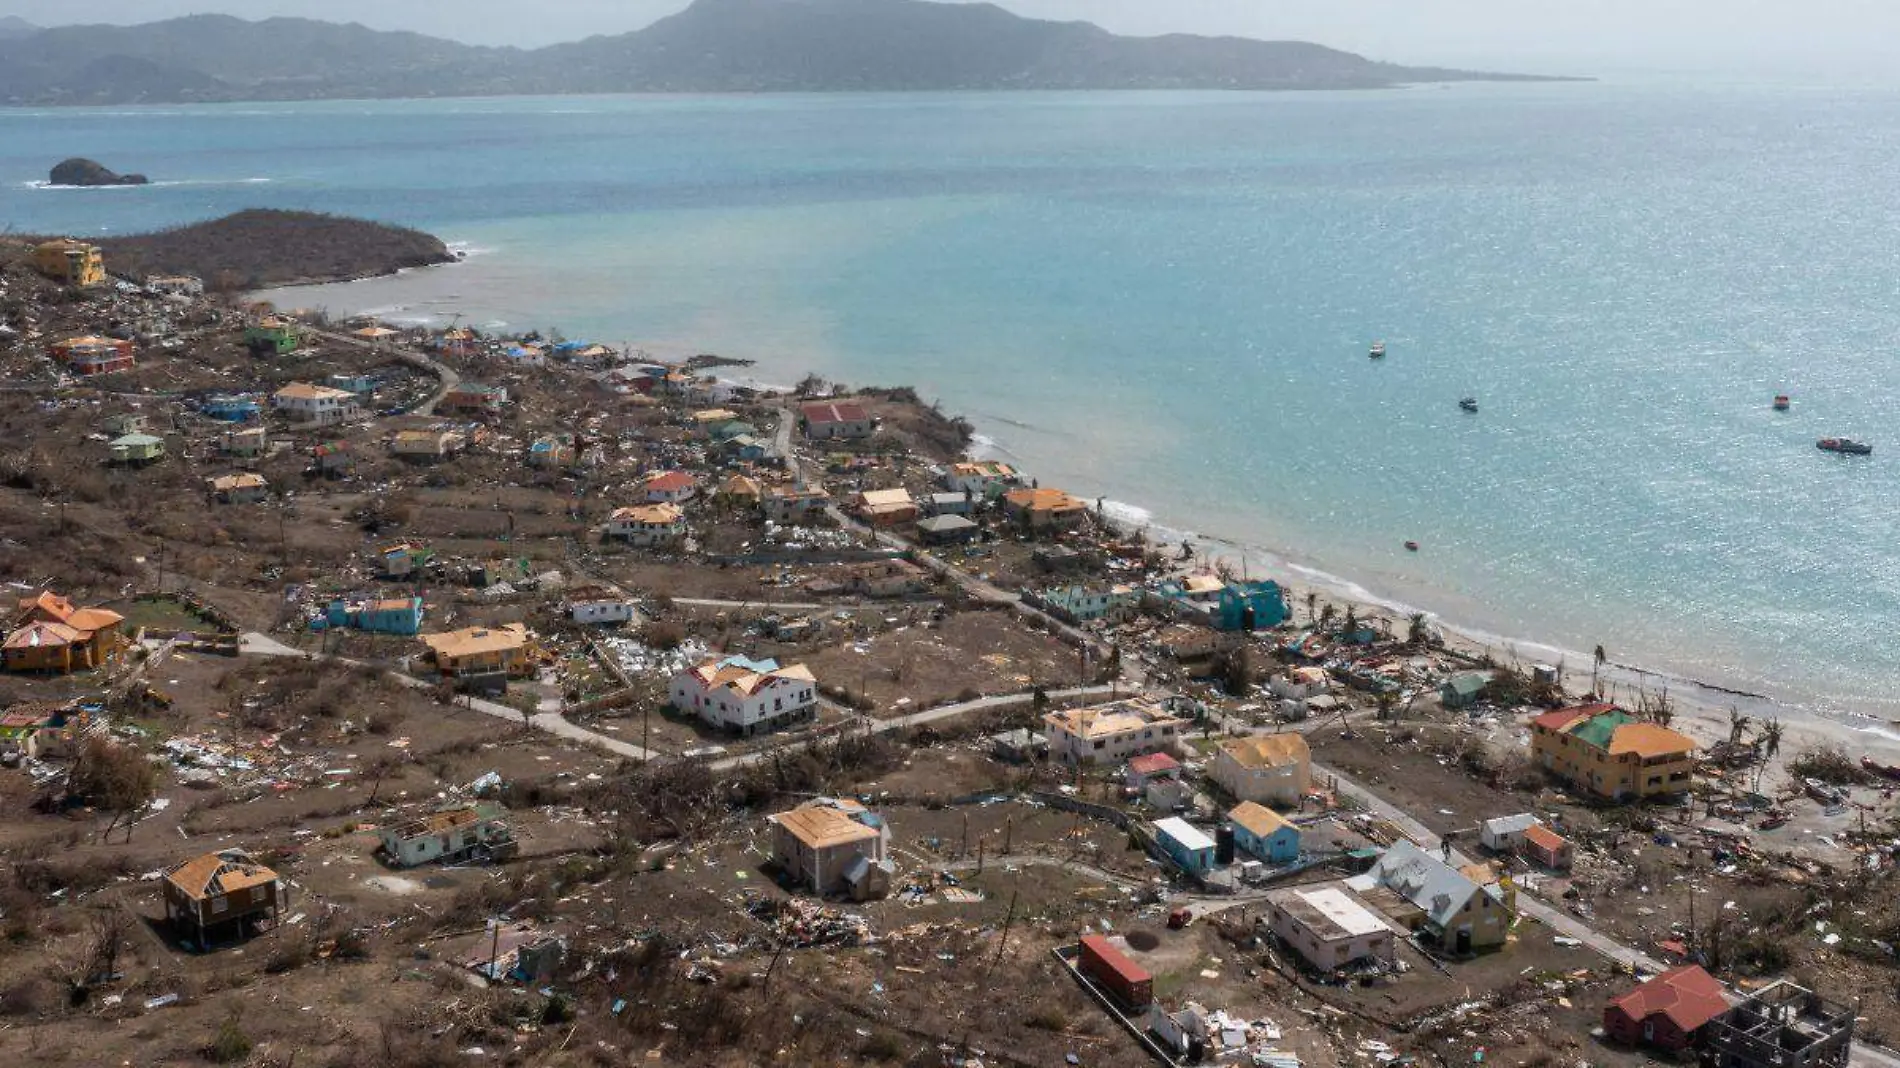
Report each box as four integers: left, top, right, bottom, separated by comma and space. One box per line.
318, 596, 425, 636
328, 373, 378, 395
1153, 816, 1217, 875
200, 394, 262, 422
1228, 801, 1301, 864
1215, 580, 1289, 632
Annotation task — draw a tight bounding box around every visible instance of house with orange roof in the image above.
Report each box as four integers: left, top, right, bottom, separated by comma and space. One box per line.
3, 591, 125, 673
162, 848, 285, 950
768, 798, 892, 899
669, 654, 817, 736
1521, 822, 1574, 870
604, 503, 685, 546
271, 381, 360, 425
418, 623, 536, 679
1002, 486, 1090, 531
851, 487, 918, 527
1530, 703, 1695, 800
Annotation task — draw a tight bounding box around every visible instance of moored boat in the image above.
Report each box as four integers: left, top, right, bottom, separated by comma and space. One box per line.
1369, 341, 1386, 360
1772, 394, 1791, 411
1458, 397, 1478, 413
1861, 756, 1900, 782
1818, 437, 1873, 455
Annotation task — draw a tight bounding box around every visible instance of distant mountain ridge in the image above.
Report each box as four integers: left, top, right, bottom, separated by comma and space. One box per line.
0, 17, 36, 41
0, 0, 1579, 105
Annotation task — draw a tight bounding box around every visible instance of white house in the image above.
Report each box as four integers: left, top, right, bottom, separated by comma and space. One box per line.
1036, 584, 1139, 623
604, 503, 685, 546
568, 593, 637, 625
271, 382, 361, 425
942, 460, 1024, 499
1209, 734, 1312, 806
762, 484, 831, 523
1478, 813, 1540, 854
800, 401, 875, 441
376, 807, 517, 868
1043, 698, 1188, 765
670, 655, 818, 736
1263, 885, 1397, 973
1269, 667, 1332, 701
641, 471, 698, 504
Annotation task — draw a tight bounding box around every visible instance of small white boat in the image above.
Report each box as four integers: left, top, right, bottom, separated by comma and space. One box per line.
1369, 341, 1386, 360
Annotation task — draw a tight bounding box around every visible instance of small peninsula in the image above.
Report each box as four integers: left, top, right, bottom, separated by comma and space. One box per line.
95, 209, 456, 289
48, 157, 148, 187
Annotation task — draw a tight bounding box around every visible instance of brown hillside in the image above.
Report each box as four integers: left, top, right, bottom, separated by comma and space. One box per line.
95, 208, 454, 289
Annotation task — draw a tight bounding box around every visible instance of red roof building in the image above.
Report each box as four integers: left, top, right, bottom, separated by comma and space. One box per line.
800, 402, 874, 441
1126, 751, 1182, 787
1530, 703, 1613, 733
1603, 965, 1730, 1051
641, 470, 699, 503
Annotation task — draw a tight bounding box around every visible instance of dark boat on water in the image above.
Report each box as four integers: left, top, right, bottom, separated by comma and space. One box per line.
1458, 398, 1478, 413
1818, 437, 1873, 455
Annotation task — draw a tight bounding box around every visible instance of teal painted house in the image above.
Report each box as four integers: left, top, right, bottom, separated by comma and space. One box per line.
319, 596, 425, 636
1216, 580, 1289, 632
1228, 802, 1301, 863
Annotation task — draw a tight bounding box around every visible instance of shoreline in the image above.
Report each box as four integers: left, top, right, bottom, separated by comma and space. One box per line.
257, 264, 1900, 769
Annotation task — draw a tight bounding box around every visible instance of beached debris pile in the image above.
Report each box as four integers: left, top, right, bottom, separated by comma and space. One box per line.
746, 895, 872, 948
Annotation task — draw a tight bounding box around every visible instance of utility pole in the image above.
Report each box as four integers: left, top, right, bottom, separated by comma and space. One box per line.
984, 891, 1020, 983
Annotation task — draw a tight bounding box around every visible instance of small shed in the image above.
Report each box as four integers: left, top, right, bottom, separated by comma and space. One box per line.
1478, 813, 1538, 853
916, 514, 978, 545
109, 433, 166, 465
1440, 671, 1493, 708
1154, 816, 1217, 874
1521, 823, 1574, 870
1125, 751, 1181, 789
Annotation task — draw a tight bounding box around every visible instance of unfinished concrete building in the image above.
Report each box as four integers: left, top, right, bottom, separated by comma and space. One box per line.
1704, 981, 1853, 1068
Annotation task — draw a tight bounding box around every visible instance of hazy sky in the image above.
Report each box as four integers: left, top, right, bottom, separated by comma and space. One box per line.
3, 0, 1897, 75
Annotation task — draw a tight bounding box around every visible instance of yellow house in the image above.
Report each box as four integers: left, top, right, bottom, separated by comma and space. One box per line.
418, 623, 535, 678
34, 239, 106, 287
1529, 703, 1696, 800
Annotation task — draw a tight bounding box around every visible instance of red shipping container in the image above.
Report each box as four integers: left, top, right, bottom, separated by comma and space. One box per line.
1079, 935, 1153, 1010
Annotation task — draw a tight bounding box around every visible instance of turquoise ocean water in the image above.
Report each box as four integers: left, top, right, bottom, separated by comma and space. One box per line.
5, 85, 1900, 719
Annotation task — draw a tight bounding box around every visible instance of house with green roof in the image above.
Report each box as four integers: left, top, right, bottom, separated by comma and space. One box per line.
1530, 703, 1697, 800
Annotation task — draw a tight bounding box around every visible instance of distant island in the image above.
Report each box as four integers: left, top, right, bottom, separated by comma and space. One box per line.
92, 209, 456, 290
48, 157, 148, 187
0, 0, 1582, 106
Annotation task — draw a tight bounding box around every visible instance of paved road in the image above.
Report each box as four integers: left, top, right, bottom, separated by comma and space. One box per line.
241, 630, 662, 761
1317, 758, 1900, 1068
298, 324, 461, 415
707, 684, 1117, 772
242, 631, 1108, 771
1314, 757, 1667, 972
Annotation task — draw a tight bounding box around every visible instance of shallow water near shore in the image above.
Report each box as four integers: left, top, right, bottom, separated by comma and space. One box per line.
6, 85, 1900, 719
